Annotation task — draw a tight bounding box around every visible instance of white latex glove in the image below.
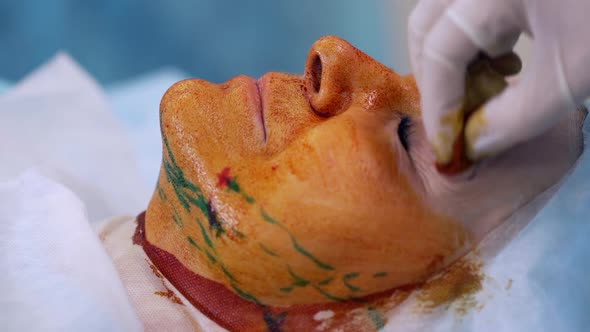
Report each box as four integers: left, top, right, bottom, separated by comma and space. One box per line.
408, 0, 590, 163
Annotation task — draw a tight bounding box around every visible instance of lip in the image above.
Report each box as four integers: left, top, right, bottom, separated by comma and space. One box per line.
254, 76, 267, 142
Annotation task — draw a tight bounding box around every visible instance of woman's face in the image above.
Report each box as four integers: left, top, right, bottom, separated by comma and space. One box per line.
146, 36, 585, 306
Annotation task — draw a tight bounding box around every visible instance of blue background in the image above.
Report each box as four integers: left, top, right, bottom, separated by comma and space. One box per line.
0, 0, 405, 84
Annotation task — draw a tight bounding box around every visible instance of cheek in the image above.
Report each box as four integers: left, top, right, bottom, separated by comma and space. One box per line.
271, 119, 423, 211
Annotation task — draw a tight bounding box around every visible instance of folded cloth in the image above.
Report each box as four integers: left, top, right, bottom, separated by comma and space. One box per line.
0, 170, 142, 331
96, 212, 225, 332
0, 53, 147, 222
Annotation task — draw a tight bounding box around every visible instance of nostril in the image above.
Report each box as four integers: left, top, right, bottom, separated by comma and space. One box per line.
305, 37, 356, 116
310, 54, 322, 93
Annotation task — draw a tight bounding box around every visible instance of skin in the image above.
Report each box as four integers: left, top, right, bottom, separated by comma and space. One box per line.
145, 36, 586, 306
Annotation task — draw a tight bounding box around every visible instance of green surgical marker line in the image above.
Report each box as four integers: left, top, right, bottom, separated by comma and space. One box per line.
367, 307, 385, 330
196, 217, 215, 252
231, 283, 261, 304
223, 174, 255, 204
220, 264, 237, 282
259, 243, 279, 257
187, 236, 202, 251
163, 159, 183, 185
172, 206, 184, 227
312, 285, 347, 302
280, 287, 293, 293
163, 159, 181, 184
162, 137, 202, 196
373, 272, 388, 278
173, 212, 183, 227
287, 266, 310, 287
289, 233, 334, 271
180, 177, 201, 194
261, 208, 334, 271
205, 250, 217, 264
343, 272, 361, 292
227, 178, 241, 193
261, 208, 279, 225
162, 136, 207, 214
165, 165, 190, 210
186, 193, 209, 220
343, 281, 361, 292
176, 189, 191, 210
162, 135, 178, 165
318, 277, 334, 286
162, 135, 202, 195
242, 193, 255, 204
157, 184, 168, 201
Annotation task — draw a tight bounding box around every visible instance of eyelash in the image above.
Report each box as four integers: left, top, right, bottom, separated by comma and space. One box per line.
397, 116, 412, 151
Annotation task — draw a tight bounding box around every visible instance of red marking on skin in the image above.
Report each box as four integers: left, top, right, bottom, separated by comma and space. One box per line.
271, 165, 279, 171
216, 167, 233, 188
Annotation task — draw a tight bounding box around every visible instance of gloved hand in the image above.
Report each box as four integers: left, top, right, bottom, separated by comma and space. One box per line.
408, 0, 590, 165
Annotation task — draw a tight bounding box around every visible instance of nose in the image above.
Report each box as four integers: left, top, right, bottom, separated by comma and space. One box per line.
304, 36, 419, 117
304, 36, 356, 116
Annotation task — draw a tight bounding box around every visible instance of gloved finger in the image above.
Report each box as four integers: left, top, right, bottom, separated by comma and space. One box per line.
420, 16, 478, 164
465, 56, 578, 160
408, 0, 456, 86
420, 0, 523, 164
445, 0, 523, 56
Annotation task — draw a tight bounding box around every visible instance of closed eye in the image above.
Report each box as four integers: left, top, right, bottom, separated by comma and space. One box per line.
398, 116, 412, 151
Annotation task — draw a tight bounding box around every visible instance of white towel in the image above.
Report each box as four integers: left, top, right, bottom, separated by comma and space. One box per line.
0, 170, 142, 331
0, 53, 147, 222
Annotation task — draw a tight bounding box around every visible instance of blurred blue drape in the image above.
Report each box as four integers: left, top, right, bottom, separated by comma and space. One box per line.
0, 0, 397, 83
